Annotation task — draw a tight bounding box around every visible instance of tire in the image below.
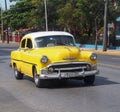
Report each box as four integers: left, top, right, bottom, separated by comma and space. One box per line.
33, 68, 42, 88
14, 64, 23, 80
84, 75, 95, 85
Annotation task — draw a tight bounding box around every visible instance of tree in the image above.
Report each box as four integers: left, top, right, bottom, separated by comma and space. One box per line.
3, 0, 120, 44
6, 0, 36, 31
75, 0, 104, 36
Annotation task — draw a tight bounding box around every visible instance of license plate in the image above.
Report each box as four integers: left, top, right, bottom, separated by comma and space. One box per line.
62, 72, 79, 78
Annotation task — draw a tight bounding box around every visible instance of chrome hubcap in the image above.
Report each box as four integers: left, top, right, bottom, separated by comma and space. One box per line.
14, 67, 18, 76
34, 70, 39, 84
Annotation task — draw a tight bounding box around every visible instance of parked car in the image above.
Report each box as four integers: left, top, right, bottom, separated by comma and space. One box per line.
10, 31, 99, 87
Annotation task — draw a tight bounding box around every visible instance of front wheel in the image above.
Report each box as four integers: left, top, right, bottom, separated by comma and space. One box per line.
14, 64, 23, 80
84, 75, 95, 85
33, 68, 43, 88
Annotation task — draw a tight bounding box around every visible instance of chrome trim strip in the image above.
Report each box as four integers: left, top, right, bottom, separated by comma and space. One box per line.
47, 62, 91, 68
54, 66, 86, 70
39, 69, 99, 79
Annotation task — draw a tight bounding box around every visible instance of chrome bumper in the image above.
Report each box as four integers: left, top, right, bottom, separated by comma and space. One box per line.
39, 69, 99, 79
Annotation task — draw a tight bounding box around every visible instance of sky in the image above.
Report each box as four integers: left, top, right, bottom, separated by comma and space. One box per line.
0, 0, 16, 10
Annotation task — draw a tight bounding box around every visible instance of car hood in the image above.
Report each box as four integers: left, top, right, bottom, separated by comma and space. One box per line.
34, 46, 80, 63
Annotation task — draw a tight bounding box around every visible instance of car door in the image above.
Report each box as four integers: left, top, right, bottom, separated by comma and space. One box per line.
20, 38, 27, 74
20, 37, 34, 77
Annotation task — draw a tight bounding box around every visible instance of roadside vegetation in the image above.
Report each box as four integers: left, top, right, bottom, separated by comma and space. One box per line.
0, 0, 120, 44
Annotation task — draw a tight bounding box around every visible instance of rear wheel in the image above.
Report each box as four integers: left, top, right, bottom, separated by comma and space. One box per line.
14, 64, 23, 80
33, 68, 43, 88
84, 75, 95, 85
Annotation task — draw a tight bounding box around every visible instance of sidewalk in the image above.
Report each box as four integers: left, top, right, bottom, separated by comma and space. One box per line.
0, 41, 19, 47
82, 48, 120, 56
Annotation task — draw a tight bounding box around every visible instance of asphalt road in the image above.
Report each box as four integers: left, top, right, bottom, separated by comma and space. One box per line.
0, 43, 120, 112
98, 54, 120, 68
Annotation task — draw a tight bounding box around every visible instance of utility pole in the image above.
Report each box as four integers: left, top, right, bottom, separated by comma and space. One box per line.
5, 0, 9, 44
44, 0, 48, 31
0, 5, 4, 43
95, 16, 98, 50
103, 0, 109, 51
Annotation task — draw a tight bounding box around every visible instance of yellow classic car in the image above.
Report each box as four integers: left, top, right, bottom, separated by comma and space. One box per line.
10, 31, 99, 87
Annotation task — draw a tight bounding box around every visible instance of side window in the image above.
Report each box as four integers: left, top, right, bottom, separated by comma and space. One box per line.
21, 39, 26, 48
26, 39, 33, 48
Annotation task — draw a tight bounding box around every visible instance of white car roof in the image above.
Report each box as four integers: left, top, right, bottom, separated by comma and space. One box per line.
23, 31, 73, 39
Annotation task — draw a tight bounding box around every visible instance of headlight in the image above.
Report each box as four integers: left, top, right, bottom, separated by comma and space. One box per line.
86, 64, 91, 71
40, 69, 48, 74
40, 56, 48, 63
48, 67, 54, 72
90, 53, 97, 61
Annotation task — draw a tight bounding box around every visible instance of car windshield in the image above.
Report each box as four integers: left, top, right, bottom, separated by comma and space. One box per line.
35, 35, 76, 48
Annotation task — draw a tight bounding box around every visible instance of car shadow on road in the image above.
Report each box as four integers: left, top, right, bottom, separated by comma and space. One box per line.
24, 75, 120, 89
47, 76, 120, 89
94, 76, 120, 86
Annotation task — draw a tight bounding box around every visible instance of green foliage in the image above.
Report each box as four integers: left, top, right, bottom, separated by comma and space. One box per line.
1, 0, 120, 44
7, 0, 36, 30
9, 0, 19, 2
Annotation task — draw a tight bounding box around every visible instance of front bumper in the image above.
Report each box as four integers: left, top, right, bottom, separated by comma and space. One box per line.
39, 69, 99, 79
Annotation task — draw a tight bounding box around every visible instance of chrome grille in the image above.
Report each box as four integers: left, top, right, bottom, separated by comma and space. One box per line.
47, 62, 91, 72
